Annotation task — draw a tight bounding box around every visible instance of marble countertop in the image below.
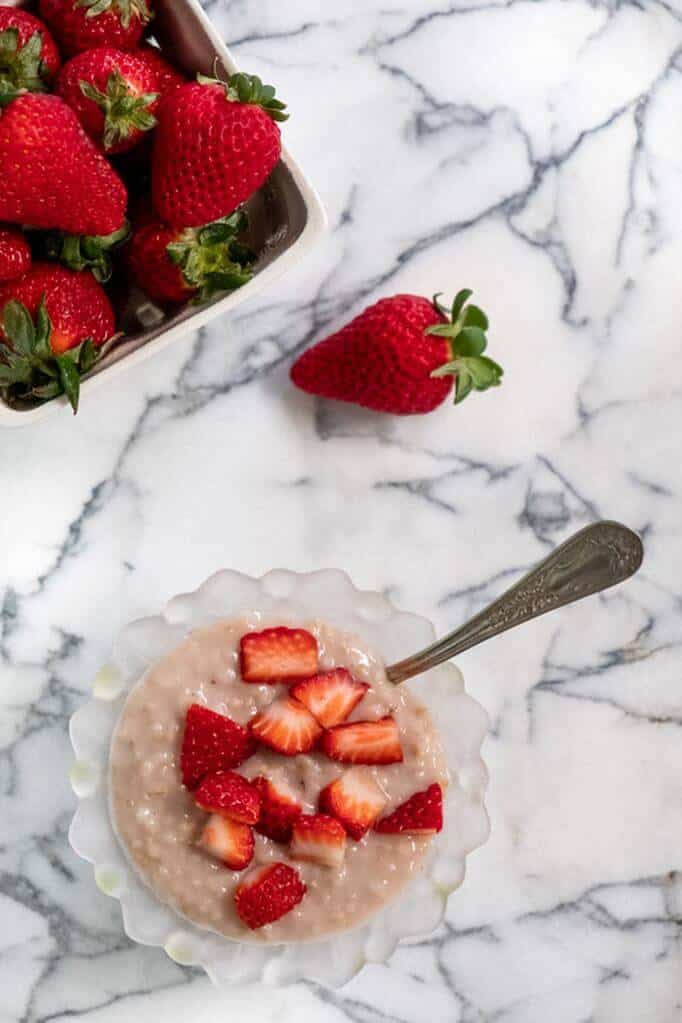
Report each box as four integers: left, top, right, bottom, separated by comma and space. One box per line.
3, 0, 682, 1020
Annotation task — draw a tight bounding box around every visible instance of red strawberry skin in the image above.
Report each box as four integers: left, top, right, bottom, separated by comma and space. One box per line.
374, 783, 444, 835
152, 82, 282, 229
137, 43, 186, 97
57, 46, 159, 153
252, 776, 303, 844
128, 221, 193, 303
39, 0, 151, 57
194, 771, 262, 825
0, 8, 61, 84
234, 863, 306, 930
180, 704, 256, 790
0, 94, 128, 237
290, 669, 369, 728
0, 228, 31, 284
240, 627, 319, 684
290, 295, 453, 415
0, 263, 114, 354
320, 717, 404, 766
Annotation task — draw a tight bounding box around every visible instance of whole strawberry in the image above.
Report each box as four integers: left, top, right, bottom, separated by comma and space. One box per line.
291, 290, 504, 415
0, 93, 128, 237
0, 263, 115, 412
136, 42, 186, 97
129, 210, 254, 304
57, 46, 159, 154
0, 227, 31, 284
152, 72, 287, 229
39, 0, 153, 58
0, 8, 61, 98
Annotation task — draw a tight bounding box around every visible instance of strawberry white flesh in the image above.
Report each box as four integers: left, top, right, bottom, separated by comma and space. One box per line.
290, 814, 346, 869
198, 813, 254, 870
321, 716, 403, 765
319, 767, 387, 840
249, 696, 323, 755
240, 627, 318, 683
290, 668, 369, 728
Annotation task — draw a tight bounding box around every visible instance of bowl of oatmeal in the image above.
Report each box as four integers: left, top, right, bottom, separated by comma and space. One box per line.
68, 569, 489, 987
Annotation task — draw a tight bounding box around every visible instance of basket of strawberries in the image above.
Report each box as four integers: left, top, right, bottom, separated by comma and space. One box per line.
0, 0, 325, 423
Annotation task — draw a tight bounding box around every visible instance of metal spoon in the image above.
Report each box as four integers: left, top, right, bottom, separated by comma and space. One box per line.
386, 521, 644, 685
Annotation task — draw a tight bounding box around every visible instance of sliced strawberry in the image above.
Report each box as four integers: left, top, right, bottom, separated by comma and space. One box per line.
252, 775, 303, 843
249, 696, 323, 756
194, 771, 261, 825
290, 814, 346, 869
234, 862, 307, 930
319, 767, 388, 841
198, 814, 254, 870
240, 626, 318, 683
374, 783, 444, 835
181, 704, 256, 790
290, 668, 369, 728
320, 716, 403, 766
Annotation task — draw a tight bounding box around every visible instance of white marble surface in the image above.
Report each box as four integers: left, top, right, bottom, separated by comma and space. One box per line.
2, 0, 682, 1020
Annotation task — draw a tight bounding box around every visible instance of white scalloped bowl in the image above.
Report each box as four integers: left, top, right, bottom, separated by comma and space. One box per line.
68, 569, 489, 988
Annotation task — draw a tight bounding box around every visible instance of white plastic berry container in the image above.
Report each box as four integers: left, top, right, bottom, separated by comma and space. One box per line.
68, 568, 490, 988
0, 0, 326, 426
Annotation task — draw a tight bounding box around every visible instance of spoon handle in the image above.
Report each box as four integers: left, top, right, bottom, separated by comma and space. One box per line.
386, 521, 643, 685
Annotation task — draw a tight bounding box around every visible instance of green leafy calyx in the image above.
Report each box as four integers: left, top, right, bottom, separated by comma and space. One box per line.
75, 0, 153, 30
167, 210, 256, 302
80, 71, 158, 150
0, 28, 49, 105
197, 69, 289, 122
0, 297, 100, 413
43, 221, 131, 283
426, 289, 504, 405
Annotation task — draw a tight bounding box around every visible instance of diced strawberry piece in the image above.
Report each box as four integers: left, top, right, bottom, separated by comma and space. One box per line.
252, 775, 303, 844
320, 716, 403, 766
198, 814, 254, 870
249, 697, 323, 756
194, 771, 261, 825
290, 668, 369, 728
240, 626, 318, 683
234, 862, 307, 929
319, 767, 388, 841
374, 783, 443, 835
290, 814, 346, 869
181, 704, 256, 789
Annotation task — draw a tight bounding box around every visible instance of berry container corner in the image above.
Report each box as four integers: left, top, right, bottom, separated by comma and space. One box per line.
0, 0, 327, 427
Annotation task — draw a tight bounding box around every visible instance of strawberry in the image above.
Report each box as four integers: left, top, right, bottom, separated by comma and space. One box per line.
57, 46, 159, 154
0, 265, 115, 412
0, 93, 128, 237
374, 783, 443, 835
320, 717, 404, 766
39, 0, 153, 58
194, 771, 261, 825
319, 767, 387, 841
234, 862, 306, 929
290, 814, 346, 869
136, 42, 186, 97
291, 290, 504, 415
128, 212, 254, 305
252, 775, 303, 844
240, 627, 318, 684
290, 669, 369, 728
0, 8, 61, 98
181, 704, 256, 790
0, 227, 31, 284
198, 813, 254, 871
250, 697, 323, 756
44, 222, 131, 284
152, 72, 287, 229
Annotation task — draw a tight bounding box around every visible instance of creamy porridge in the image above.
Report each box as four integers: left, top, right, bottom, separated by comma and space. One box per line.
109, 618, 448, 943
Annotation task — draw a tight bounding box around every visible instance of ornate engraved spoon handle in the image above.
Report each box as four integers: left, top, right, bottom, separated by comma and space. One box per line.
386, 521, 643, 685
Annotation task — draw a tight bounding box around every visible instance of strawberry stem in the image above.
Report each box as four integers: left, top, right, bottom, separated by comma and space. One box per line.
75, 0, 153, 30
80, 71, 158, 151
0, 28, 49, 102
426, 290, 504, 404
196, 70, 289, 122
43, 221, 131, 283
166, 210, 256, 301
